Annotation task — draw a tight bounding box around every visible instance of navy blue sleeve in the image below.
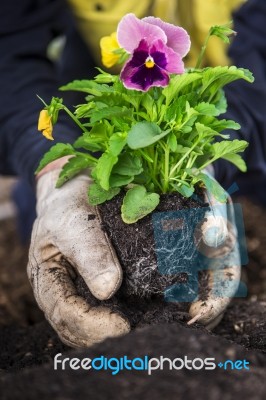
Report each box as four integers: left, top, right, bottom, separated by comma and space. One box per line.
214, 0, 266, 188
0, 0, 85, 184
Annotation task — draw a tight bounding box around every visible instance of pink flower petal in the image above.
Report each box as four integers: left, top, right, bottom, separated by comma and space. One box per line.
143, 16, 191, 57
117, 13, 167, 53
151, 40, 184, 74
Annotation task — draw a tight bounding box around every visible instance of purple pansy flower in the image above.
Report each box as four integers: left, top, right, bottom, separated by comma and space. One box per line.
117, 14, 191, 91
120, 38, 184, 91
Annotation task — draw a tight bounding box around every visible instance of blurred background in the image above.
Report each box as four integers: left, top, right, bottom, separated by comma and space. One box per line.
0, 177, 42, 328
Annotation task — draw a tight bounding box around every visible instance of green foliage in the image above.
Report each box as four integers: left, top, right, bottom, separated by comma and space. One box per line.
121, 185, 160, 223
127, 122, 170, 149
112, 153, 143, 176
56, 155, 94, 188
95, 152, 119, 190
60, 80, 114, 95
209, 23, 236, 44
36, 143, 84, 173
162, 72, 202, 104
36, 24, 254, 223
88, 183, 120, 205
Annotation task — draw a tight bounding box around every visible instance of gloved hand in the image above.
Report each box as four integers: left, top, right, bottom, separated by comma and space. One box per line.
28, 158, 239, 344
188, 172, 241, 329
27, 158, 130, 348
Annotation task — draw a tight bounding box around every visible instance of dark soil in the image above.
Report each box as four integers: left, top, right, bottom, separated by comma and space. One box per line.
76, 190, 209, 328
98, 190, 208, 298
0, 195, 266, 399
0, 321, 67, 371
214, 299, 266, 352
1, 323, 266, 400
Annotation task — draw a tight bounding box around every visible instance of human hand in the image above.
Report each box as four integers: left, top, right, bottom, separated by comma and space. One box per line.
27, 158, 130, 348
188, 172, 241, 329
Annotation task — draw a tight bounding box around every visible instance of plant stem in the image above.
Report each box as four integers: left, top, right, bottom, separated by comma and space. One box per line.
62, 106, 89, 134
163, 146, 170, 193
179, 153, 198, 184
195, 31, 212, 69
152, 176, 164, 193
169, 139, 200, 178
138, 149, 154, 163
198, 157, 216, 171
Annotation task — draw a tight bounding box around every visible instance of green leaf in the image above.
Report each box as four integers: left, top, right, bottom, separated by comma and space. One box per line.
74, 136, 105, 152
112, 153, 143, 176
164, 96, 185, 122
95, 152, 118, 190
168, 132, 178, 152
173, 184, 194, 198
213, 90, 228, 114
109, 133, 127, 156
109, 174, 134, 187
141, 93, 154, 115
60, 80, 113, 96
162, 72, 202, 104
121, 185, 160, 223
221, 153, 247, 172
94, 69, 118, 84
193, 146, 204, 155
194, 102, 220, 116
90, 106, 132, 124
56, 156, 94, 188
209, 119, 240, 132
74, 123, 109, 152
198, 173, 228, 203
74, 103, 95, 119
88, 183, 120, 205
175, 144, 191, 154
91, 122, 109, 137
132, 170, 150, 185
179, 125, 193, 134
35, 143, 76, 174
127, 122, 170, 149
200, 66, 254, 98
121, 92, 143, 109
211, 139, 248, 159
210, 23, 236, 44
195, 122, 215, 138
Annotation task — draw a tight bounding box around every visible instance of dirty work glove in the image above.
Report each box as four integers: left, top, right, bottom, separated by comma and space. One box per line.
188, 169, 241, 329
27, 158, 130, 348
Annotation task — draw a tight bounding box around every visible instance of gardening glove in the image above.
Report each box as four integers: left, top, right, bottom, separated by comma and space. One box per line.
27, 158, 130, 348
188, 170, 241, 329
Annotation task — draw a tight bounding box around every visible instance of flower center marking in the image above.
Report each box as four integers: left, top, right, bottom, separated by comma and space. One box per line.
145, 56, 155, 68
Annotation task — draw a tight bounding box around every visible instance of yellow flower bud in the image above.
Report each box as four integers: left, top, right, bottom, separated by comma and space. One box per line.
100, 32, 120, 68
38, 109, 54, 140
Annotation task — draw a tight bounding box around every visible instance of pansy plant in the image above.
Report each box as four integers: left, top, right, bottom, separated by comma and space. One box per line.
36, 14, 254, 223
